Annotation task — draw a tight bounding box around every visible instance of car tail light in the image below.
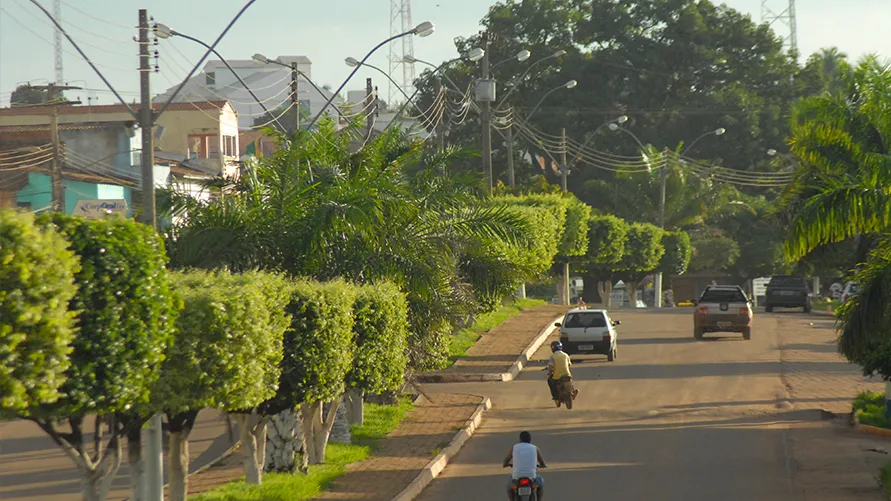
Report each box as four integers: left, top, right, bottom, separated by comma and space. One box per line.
739, 307, 751, 317
603, 332, 611, 343
697, 306, 709, 315
518, 478, 532, 487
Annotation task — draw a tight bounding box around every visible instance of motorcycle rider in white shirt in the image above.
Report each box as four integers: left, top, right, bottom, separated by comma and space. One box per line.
502, 430, 548, 501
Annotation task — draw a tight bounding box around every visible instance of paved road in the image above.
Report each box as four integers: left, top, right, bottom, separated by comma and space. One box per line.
416, 308, 883, 501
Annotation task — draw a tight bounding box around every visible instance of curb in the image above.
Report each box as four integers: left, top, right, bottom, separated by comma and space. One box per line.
852, 412, 891, 439
417, 316, 563, 383
391, 396, 493, 501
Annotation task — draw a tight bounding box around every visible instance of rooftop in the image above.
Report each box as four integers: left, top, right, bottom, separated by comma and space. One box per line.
0, 100, 231, 117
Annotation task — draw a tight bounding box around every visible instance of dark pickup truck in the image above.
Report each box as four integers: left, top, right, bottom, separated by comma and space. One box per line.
764, 275, 811, 313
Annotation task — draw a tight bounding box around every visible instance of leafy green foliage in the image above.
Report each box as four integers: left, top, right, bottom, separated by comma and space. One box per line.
852, 391, 891, 429
156, 270, 290, 414
582, 214, 628, 273
659, 231, 692, 275
34, 214, 177, 415
346, 282, 409, 395
557, 195, 591, 258
0, 210, 79, 415
618, 223, 665, 277
689, 230, 740, 272
271, 279, 357, 408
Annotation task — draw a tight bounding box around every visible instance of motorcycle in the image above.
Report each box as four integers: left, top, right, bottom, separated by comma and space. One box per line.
505, 463, 546, 501
543, 367, 574, 409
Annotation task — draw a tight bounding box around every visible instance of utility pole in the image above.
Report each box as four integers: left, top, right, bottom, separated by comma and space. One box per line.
365, 77, 374, 139
654, 147, 669, 309
506, 111, 515, 187
26, 83, 81, 213
435, 79, 445, 152
479, 30, 494, 194
561, 127, 570, 305
290, 62, 300, 132
50, 105, 63, 212
139, 11, 162, 501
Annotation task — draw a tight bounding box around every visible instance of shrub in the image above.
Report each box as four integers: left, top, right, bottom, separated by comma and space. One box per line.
347, 281, 409, 395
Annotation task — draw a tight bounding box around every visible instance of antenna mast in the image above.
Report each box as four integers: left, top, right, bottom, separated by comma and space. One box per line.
761, 0, 798, 56
388, 0, 416, 105
53, 0, 64, 84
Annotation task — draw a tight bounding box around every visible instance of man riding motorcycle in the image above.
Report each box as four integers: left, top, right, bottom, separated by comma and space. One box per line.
503, 430, 548, 501
547, 341, 578, 406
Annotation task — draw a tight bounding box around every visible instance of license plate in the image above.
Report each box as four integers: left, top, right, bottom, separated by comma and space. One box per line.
717, 321, 731, 328
518, 487, 532, 496
779, 291, 794, 296
578, 344, 594, 351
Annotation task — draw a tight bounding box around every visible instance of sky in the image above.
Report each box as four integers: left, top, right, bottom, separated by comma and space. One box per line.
0, 0, 889, 108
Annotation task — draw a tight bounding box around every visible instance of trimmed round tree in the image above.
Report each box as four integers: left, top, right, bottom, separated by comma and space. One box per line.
579, 214, 629, 305
658, 231, 693, 305
30, 214, 177, 501
344, 281, 410, 425
617, 223, 665, 308
0, 210, 79, 415
156, 270, 289, 494
263, 279, 357, 467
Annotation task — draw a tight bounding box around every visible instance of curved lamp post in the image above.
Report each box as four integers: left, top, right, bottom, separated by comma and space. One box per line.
497, 49, 567, 108
308, 21, 435, 129
682, 127, 726, 155
155, 23, 287, 133
491, 49, 532, 70
252, 53, 349, 124
522, 79, 577, 126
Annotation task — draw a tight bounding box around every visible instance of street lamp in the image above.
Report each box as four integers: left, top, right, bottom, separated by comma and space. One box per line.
523, 80, 578, 126
344, 57, 425, 116
307, 20, 435, 129
497, 50, 567, 108
681, 127, 726, 155
155, 23, 286, 132
491, 49, 532, 69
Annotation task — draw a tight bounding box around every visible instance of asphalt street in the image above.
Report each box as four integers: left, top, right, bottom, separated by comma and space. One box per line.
415, 308, 850, 501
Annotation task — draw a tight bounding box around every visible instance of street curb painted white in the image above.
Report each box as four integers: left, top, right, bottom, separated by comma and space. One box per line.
391, 396, 493, 501
416, 316, 563, 383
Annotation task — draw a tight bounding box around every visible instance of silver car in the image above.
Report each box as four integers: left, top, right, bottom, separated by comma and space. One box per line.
555, 309, 620, 361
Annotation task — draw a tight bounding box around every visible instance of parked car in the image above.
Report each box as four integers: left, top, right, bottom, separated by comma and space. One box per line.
693, 285, 753, 340
840, 281, 860, 304
554, 309, 620, 361
764, 275, 811, 313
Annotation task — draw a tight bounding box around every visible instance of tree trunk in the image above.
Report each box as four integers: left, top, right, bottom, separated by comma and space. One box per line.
232, 413, 264, 484
556, 274, 567, 304
301, 398, 342, 464
265, 407, 301, 473
166, 410, 199, 501
126, 425, 145, 501
597, 281, 613, 308
345, 388, 364, 426
329, 398, 351, 444
628, 281, 639, 308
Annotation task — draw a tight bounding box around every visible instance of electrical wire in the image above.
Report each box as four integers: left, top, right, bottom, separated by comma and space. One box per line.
59, 0, 132, 29
10, 0, 133, 58
250, 100, 298, 130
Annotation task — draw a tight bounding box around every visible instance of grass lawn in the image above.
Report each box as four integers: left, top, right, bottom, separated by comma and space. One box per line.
190, 397, 414, 501
882, 461, 891, 499
812, 298, 840, 311
853, 391, 891, 429
447, 298, 546, 364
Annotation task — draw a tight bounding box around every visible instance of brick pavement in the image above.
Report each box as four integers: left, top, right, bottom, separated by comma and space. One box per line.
434, 305, 568, 376
313, 393, 483, 501
178, 394, 483, 501
776, 314, 882, 414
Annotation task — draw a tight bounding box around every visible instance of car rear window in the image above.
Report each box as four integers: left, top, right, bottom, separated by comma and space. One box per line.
700, 289, 748, 303
768, 276, 805, 287
563, 312, 607, 328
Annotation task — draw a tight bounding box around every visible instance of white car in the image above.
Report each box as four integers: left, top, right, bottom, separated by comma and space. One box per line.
841, 281, 860, 304
554, 309, 620, 361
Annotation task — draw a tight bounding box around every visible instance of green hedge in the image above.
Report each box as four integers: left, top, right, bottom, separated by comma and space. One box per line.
157, 270, 290, 414
619, 222, 666, 276
35, 214, 177, 415
0, 210, 80, 415
659, 230, 693, 275
346, 281, 409, 395
584, 214, 628, 271
272, 279, 357, 408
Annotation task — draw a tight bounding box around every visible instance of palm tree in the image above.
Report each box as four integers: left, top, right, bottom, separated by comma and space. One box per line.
163, 120, 533, 370
780, 56, 891, 370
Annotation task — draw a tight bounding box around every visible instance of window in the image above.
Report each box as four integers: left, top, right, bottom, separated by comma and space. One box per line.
17, 201, 32, 210
767, 276, 805, 287
187, 134, 217, 159
206, 72, 216, 86
700, 289, 748, 303
222, 135, 237, 157
563, 312, 607, 328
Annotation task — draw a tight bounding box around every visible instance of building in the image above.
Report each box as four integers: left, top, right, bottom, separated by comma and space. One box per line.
0, 100, 240, 213
154, 56, 343, 130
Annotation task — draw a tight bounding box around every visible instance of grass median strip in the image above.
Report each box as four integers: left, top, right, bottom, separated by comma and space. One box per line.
853, 391, 891, 429
448, 298, 546, 364
191, 397, 414, 501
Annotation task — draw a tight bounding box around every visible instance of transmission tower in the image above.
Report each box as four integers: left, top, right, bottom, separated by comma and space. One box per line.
388, 0, 416, 105
52, 0, 64, 84
761, 0, 798, 56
